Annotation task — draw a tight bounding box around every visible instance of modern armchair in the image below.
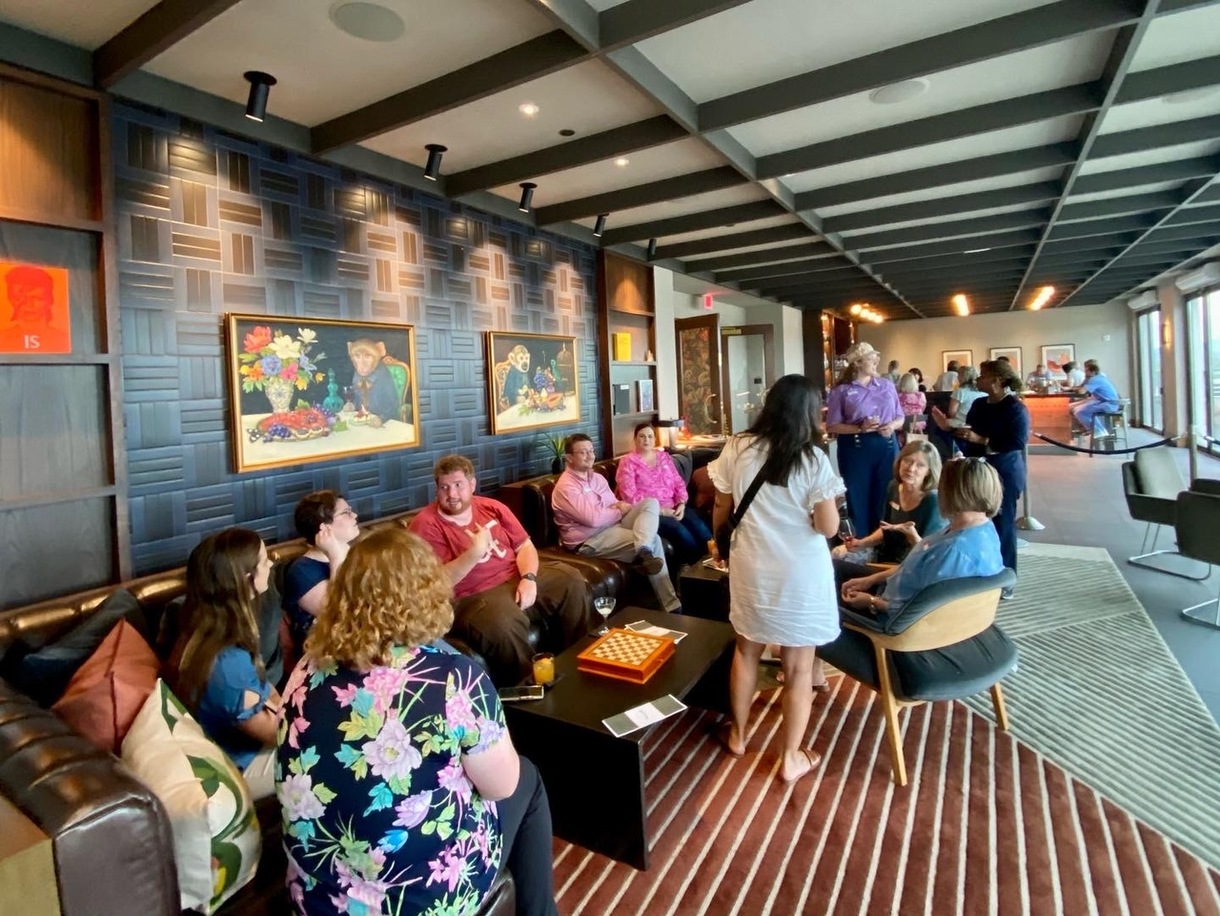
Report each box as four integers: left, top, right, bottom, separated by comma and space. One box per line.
1175, 487, 1220, 629
1123, 448, 1216, 580
818, 569, 1018, 787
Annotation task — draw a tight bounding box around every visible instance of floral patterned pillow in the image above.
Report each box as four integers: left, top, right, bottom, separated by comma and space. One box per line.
121, 679, 261, 913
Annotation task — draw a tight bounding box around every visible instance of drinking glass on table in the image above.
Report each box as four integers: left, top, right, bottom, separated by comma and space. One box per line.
531, 653, 555, 687
593, 596, 616, 635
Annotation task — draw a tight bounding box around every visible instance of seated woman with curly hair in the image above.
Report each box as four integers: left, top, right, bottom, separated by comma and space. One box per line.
276, 527, 557, 916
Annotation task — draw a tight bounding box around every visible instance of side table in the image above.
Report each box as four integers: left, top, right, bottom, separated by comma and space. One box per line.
679, 561, 729, 621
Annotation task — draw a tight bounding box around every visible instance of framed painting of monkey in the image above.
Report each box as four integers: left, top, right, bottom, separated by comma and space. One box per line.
485, 331, 580, 434
224, 313, 419, 472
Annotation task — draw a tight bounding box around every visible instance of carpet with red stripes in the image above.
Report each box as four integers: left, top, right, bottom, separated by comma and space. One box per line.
553, 680, 1220, 915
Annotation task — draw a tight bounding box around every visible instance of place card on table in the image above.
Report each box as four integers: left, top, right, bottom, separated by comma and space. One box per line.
603, 694, 688, 737
625, 620, 687, 643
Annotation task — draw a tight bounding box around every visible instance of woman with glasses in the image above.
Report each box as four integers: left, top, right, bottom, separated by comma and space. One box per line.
840, 457, 1005, 618
282, 490, 360, 649
171, 527, 280, 798
930, 360, 1029, 597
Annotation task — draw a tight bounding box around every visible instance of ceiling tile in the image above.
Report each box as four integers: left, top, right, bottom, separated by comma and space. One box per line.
1128, 4, 1220, 71
0, 0, 159, 48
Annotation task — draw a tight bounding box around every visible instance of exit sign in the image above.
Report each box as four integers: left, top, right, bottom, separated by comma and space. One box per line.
703, 293, 714, 310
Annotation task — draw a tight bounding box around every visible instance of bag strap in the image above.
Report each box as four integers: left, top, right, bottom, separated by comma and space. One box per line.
730, 469, 767, 528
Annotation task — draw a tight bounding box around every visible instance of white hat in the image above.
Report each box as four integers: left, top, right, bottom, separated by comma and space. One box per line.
844, 341, 879, 363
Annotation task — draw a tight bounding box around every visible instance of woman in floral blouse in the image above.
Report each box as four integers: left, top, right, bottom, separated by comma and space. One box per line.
616, 421, 713, 564
276, 526, 557, 916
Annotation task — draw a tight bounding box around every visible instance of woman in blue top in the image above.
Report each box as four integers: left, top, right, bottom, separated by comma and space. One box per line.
840, 457, 1005, 620
931, 359, 1029, 596
173, 527, 280, 798
277, 527, 557, 916
282, 490, 360, 650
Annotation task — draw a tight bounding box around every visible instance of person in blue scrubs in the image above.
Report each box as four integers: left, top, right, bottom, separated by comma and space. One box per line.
839, 456, 1005, 619
1069, 359, 1121, 439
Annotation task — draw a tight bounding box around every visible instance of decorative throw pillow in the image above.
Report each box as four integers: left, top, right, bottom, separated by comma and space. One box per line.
122, 679, 261, 914
51, 619, 160, 754
13, 589, 147, 706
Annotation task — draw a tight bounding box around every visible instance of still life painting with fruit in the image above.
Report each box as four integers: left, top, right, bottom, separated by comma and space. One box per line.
225, 314, 419, 472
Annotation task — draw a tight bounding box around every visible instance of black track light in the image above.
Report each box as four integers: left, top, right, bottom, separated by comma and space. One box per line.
243, 71, 277, 122
423, 144, 446, 181
518, 182, 537, 213
647, 238, 658, 259
593, 213, 607, 238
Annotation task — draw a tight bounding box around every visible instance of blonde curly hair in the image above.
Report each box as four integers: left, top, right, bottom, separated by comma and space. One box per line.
304, 527, 454, 670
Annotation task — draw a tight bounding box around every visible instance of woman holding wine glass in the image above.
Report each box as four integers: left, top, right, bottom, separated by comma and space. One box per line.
709, 375, 844, 784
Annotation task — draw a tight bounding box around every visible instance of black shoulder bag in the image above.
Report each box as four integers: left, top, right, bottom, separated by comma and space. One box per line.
715, 469, 766, 561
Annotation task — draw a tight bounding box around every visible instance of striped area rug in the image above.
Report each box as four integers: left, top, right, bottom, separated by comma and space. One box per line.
963, 543, 1220, 869
552, 681, 1220, 915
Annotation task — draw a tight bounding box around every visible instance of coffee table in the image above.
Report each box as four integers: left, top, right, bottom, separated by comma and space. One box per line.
502, 607, 734, 870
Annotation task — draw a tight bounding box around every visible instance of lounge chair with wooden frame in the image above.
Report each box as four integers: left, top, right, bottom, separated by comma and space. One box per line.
818, 569, 1018, 786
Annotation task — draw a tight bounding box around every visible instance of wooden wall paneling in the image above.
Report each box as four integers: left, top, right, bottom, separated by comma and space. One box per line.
0, 77, 99, 227
597, 250, 657, 455
0, 498, 114, 609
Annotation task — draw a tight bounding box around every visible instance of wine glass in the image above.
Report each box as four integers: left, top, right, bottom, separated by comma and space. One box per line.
593, 596, 616, 635
838, 517, 855, 546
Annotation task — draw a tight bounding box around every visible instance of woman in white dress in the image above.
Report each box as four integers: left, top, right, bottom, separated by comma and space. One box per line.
709, 375, 844, 783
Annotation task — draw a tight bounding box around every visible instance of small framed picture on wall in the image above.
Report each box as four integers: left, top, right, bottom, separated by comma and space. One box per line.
1040, 343, 1075, 380
941, 349, 972, 371
989, 347, 1023, 376
637, 378, 655, 413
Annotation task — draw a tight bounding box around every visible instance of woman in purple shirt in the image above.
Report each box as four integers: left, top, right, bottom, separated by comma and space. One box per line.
617, 422, 713, 564
825, 342, 904, 536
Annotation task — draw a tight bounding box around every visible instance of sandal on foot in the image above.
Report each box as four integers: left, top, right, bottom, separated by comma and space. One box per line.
780, 749, 822, 784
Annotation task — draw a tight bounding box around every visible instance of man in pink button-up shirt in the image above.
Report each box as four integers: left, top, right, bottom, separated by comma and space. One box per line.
551, 434, 681, 612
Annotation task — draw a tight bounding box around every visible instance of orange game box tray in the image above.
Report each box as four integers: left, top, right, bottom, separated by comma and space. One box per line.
576, 627, 677, 685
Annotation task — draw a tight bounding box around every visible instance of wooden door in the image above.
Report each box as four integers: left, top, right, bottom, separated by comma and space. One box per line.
675, 314, 722, 435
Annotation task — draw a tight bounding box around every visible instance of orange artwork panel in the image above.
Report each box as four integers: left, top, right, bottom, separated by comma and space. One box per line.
0, 261, 72, 355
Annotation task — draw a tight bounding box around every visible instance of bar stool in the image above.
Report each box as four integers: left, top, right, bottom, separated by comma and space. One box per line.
1090, 399, 1129, 456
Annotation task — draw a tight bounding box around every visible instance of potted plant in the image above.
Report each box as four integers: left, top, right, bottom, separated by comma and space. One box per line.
538, 431, 567, 474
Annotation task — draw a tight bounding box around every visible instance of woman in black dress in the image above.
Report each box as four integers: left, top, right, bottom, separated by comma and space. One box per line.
931, 359, 1029, 598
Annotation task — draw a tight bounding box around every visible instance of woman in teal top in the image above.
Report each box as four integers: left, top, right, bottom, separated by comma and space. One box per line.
839, 457, 1005, 622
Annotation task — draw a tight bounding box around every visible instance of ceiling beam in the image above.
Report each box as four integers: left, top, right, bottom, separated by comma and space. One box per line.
820, 182, 1061, 234
310, 32, 587, 154
795, 145, 1076, 210
94, 0, 244, 88
444, 116, 687, 196
698, 0, 1140, 131
1071, 156, 1220, 195
1062, 173, 1220, 304
1046, 213, 1156, 239
864, 231, 1043, 263
598, 200, 787, 245
598, 0, 755, 49
1126, 237, 1220, 255
658, 224, 813, 259
1115, 54, 1220, 103
1057, 189, 1180, 222
758, 83, 1102, 179
1195, 185, 1220, 204
1166, 203, 1220, 225
875, 251, 1035, 276
847, 210, 1051, 251
1012, 4, 1164, 307
683, 242, 839, 272
1091, 115, 1220, 158
1041, 231, 1142, 251
714, 257, 859, 284
1139, 220, 1220, 241
534, 166, 744, 224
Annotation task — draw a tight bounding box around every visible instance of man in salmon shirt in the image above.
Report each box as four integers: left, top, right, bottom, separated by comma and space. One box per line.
410, 454, 590, 686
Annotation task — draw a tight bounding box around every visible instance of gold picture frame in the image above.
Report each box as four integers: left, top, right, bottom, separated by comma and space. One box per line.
486, 331, 580, 434
224, 313, 419, 473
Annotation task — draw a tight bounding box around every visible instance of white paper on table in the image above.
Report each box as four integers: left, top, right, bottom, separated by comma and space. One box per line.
602, 694, 688, 737
624, 620, 687, 643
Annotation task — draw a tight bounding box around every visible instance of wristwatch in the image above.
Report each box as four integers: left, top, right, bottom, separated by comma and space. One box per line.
521, 572, 538, 582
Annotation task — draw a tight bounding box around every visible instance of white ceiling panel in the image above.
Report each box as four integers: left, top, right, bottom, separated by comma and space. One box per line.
783, 115, 1084, 193
1128, 4, 1220, 71
483, 138, 726, 208
1081, 140, 1220, 174
728, 34, 1110, 156
363, 60, 661, 173
815, 167, 1067, 216
684, 239, 830, 270
634, 0, 1059, 103
0, 0, 159, 48
553, 185, 771, 232
1099, 91, 1220, 136
144, 0, 554, 126
655, 215, 801, 245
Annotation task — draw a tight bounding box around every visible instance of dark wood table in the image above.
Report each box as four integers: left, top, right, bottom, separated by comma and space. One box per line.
503, 608, 734, 870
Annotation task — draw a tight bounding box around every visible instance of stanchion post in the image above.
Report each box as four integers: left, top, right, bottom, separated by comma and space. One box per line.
1017, 443, 1044, 530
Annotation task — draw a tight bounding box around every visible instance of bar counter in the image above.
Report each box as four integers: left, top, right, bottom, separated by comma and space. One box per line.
1021, 392, 1082, 447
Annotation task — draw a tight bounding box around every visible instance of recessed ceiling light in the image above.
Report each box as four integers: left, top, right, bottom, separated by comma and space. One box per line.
329, 2, 405, 41
519, 102, 540, 118
1162, 87, 1219, 105
614, 157, 630, 167
869, 78, 929, 105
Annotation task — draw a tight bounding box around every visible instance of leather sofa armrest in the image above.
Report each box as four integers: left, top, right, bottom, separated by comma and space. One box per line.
1191, 478, 1220, 496
0, 680, 179, 916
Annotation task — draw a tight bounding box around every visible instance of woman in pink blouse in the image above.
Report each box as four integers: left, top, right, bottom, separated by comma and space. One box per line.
616, 422, 713, 564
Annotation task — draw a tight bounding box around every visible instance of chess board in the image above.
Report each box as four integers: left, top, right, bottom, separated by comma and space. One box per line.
577, 627, 676, 685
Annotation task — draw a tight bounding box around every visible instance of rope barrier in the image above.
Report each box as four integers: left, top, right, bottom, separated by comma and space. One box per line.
1030, 432, 1179, 455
